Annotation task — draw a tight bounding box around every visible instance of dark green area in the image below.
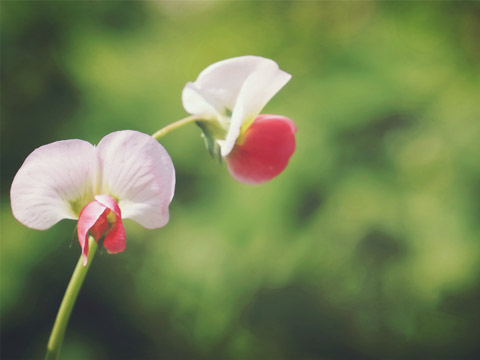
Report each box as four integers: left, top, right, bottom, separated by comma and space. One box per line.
2, 1, 480, 359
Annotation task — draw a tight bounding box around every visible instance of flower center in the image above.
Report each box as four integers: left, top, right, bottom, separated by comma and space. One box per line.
77, 194, 126, 265
89, 208, 117, 240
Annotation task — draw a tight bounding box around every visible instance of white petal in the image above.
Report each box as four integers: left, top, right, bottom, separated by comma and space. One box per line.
96, 130, 175, 229
11, 140, 97, 230
220, 62, 291, 157
182, 56, 282, 118
181, 82, 224, 119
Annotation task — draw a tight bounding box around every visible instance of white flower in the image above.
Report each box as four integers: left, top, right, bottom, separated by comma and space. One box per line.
182, 56, 296, 185
11, 130, 175, 264
182, 55, 292, 157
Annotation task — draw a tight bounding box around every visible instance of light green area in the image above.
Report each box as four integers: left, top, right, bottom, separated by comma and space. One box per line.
46, 237, 97, 360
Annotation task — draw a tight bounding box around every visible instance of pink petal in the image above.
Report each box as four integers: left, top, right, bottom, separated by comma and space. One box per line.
103, 221, 126, 255
226, 114, 297, 185
77, 195, 126, 265
95, 195, 126, 254
96, 131, 175, 229
77, 200, 108, 266
11, 140, 96, 230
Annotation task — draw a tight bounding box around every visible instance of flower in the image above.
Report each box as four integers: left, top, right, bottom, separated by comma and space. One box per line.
182, 55, 296, 185
11, 130, 175, 265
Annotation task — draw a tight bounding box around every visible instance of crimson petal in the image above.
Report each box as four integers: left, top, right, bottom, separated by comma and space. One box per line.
95, 195, 126, 254
77, 201, 107, 266
226, 114, 296, 184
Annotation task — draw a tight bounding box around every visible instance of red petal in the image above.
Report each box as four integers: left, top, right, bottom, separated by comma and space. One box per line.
77, 201, 107, 266
226, 114, 296, 184
77, 195, 127, 265
95, 195, 126, 254
103, 220, 126, 254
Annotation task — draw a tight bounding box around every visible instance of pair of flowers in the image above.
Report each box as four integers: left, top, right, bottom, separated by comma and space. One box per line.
11, 56, 297, 263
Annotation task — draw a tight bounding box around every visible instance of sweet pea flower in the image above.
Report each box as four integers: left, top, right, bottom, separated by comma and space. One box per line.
182, 55, 296, 184
11, 130, 175, 265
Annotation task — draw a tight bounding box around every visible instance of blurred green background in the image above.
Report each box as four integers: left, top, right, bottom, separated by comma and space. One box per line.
2, 1, 480, 359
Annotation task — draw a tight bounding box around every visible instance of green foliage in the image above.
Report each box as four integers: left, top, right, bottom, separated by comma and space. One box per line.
2, 1, 480, 359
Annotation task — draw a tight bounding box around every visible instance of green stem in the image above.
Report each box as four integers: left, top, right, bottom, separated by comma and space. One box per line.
45, 236, 98, 360
152, 114, 207, 139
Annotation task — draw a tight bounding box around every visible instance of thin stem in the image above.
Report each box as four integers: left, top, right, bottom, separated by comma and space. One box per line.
45, 237, 98, 360
152, 114, 206, 139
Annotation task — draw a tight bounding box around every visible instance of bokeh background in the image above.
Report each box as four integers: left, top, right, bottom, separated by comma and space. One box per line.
2, 1, 480, 359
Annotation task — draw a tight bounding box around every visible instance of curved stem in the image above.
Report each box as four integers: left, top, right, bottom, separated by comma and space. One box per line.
152, 114, 207, 139
45, 236, 98, 360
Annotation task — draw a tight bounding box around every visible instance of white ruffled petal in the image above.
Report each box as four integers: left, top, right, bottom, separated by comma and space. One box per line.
181, 82, 224, 119
11, 140, 97, 230
220, 62, 291, 157
182, 56, 281, 118
96, 130, 175, 229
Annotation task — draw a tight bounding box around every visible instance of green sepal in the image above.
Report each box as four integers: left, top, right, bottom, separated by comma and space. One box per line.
195, 120, 225, 163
